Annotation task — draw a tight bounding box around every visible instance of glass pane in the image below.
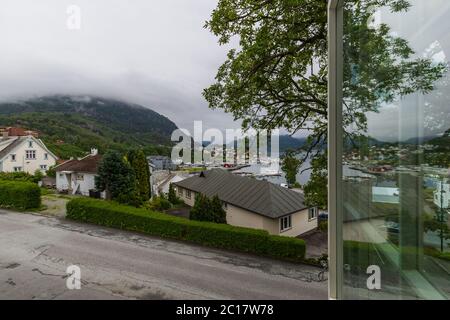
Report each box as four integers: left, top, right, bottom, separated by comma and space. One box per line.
342, 0, 450, 300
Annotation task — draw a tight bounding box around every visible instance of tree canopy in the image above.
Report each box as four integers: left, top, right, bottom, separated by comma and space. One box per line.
281, 149, 301, 186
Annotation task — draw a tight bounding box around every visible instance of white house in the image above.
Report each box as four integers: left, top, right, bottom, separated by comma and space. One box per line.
174, 169, 318, 237
434, 180, 450, 209
55, 149, 103, 197
0, 135, 57, 174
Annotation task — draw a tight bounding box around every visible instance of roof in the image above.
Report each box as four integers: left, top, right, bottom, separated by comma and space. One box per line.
0, 137, 23, 160
148, 156, 172, 161
174, 169, 308, 219
0, 136, 58, 161
55, 154, 102, 174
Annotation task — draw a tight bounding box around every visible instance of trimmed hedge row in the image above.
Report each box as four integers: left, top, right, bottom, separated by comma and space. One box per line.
67, 198, 306, 262
0, 180, 41, 210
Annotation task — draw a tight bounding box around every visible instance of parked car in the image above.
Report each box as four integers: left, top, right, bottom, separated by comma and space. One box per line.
319, 212, 329, 221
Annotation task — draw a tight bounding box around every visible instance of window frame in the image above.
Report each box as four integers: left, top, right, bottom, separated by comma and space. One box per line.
280, 215, 292, 233
25, 150, 36, 160
328, 0, 344, 300
308, 207, 319, 221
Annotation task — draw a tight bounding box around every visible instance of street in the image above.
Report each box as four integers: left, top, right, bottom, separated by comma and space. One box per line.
0, 210, 327, 300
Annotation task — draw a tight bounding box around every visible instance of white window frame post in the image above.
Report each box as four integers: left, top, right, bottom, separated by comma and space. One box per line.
328, 0, 344, 300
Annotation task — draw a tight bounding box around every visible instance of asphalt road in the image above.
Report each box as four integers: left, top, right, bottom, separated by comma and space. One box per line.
0, 210, 328, 300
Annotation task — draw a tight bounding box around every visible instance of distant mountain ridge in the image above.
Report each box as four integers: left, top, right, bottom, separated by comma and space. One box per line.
279, 135, 307, 152
0, 95, 178, 158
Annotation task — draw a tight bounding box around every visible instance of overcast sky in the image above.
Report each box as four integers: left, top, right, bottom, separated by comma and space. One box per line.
0, 0, 240, 133
0, 0, 449, 141
365, 0, 450, 141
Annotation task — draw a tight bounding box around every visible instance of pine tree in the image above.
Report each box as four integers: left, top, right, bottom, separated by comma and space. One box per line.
190, 194, 211, 222
210, 195, 227, 224
168, 183, 178, 205
96, 151, 137, 204
127, 149, 151, 201
190, 194, 227, 224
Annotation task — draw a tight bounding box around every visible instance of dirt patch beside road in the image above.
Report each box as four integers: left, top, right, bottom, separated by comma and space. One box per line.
39, 194, 73, 218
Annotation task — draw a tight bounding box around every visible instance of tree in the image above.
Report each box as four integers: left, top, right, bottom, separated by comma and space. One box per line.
168, 183, 179, 205
190, 194, 212, 222
210, 195, 227, 224
127, 149, 151, 201
281, 149, 301, 186
303, 154, 328, 209
190, 194, 227, 224
96, 151, 138, 204
46, 165, 57, 178
32, 169, 44, 184
204, 0, 447, 207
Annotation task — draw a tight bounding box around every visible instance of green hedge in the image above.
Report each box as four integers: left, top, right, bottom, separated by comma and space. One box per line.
67, 198, 306, 262
0, 180, 41, 210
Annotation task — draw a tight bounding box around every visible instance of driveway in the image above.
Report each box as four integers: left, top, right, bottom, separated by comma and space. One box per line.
0, 210, 328, 300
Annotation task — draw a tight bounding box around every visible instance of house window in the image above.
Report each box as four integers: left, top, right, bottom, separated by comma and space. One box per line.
178, 187, 184, 196
280, 215, 292, 232
25, 150, 36, 160
308, 207, 318, 220
40, 165, 47, 170
186, 190, 192, 199
44, 153, 48, 160
76, 174, 84, 181
11, 154, 16, 162
28, 141, 33, 148
14, 167, 22, 172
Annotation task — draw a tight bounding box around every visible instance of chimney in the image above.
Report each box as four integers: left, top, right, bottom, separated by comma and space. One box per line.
91, 148, 98, 156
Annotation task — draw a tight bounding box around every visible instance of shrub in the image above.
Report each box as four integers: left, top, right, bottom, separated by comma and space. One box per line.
149, 196, 172, 211
67, 198, 306, 262
32, 170, 44, 184
0, 172, 34, 183
190, 194, 227, 224
265, 235, 306, 260
319, 220, 328, 232
0, 180, 41, 210
424, 247, 450, 262
0, 171, 45, 184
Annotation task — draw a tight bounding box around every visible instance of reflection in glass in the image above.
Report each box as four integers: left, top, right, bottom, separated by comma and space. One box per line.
342, 0, 450, 299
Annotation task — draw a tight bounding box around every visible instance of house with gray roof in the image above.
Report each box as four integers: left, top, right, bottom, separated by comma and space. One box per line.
174, 169, 318, 237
